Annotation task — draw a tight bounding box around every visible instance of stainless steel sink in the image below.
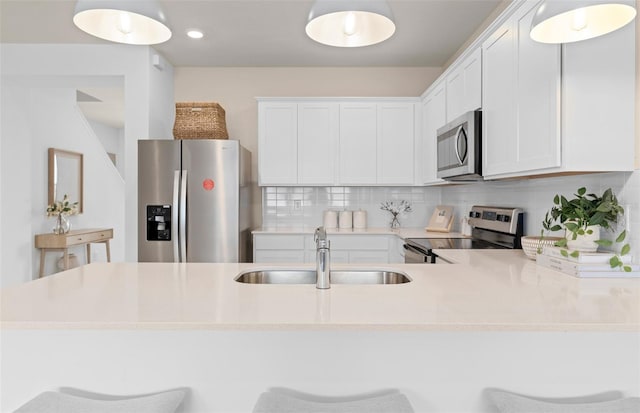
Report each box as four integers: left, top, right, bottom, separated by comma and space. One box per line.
235, 270, 411, 285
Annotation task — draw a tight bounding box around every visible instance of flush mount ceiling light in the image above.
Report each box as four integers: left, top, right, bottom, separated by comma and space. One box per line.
187, 30, 204, 39
305, 0, 396, 47
73, 0, 172, 45
530, 0, 636, 44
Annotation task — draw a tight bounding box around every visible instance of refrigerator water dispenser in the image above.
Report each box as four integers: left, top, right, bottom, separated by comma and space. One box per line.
147, 205, 171, 241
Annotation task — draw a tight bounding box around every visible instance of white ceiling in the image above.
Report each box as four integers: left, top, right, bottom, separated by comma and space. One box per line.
1, 0, 504, 129
0, 0, 503, 67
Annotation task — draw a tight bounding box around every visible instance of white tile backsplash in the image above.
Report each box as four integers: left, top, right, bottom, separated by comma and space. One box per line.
440, 171, 639, 260
262, 170, 639, 262
262, 186, 442, 229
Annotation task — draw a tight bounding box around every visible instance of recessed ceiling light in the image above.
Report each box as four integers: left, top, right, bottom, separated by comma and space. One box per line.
187, 30, 204, 39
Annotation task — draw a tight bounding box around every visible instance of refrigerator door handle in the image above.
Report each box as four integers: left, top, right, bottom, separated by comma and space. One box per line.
172, 170, 180, 262
179, 170, 188, 262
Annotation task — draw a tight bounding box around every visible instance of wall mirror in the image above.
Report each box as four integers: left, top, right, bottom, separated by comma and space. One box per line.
48, 148, 83, 213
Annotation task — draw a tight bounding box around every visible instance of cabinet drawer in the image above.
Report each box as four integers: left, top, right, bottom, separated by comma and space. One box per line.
67, 230, 112, 246
348, 250, 389, 264
254, 250, 305, 263
327, 235, 389, 250
254, 235, 305, 250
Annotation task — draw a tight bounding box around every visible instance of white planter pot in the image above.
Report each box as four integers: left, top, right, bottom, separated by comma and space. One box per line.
565, 224, 600, 252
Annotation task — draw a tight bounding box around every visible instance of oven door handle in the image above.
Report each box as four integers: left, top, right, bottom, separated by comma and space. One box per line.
403, 243, 429, 256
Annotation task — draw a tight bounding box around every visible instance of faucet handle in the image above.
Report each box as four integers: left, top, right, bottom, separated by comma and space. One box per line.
314, 226, 328, 247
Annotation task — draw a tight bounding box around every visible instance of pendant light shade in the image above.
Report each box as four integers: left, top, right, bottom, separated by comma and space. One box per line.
530, 0, 636, 44
73, 0, 172, 45
305, 0, 396, 47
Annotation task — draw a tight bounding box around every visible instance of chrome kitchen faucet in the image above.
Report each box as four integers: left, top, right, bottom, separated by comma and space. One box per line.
314, 227, 331, 289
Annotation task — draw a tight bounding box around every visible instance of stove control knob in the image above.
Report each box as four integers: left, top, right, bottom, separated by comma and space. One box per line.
496, 214, 511, 222
470, 211, 481, 219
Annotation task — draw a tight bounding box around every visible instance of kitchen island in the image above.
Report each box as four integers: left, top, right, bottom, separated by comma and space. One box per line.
2, 251, 639, 412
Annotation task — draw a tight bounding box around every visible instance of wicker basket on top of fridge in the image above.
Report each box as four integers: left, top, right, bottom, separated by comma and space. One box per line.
173, 102, 229, 140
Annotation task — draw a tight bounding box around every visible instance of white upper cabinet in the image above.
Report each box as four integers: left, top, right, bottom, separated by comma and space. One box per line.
258, 102, 297, 185
258, 98, 416, 186
446, 47, 482, 122
377, 102, 415, 185
514, 1, 561, 173
421, 81, 446, 185
338, 102, 378, 185
482, 0, 561, 178
298, 102, 338, 185
482, 0, 634, 179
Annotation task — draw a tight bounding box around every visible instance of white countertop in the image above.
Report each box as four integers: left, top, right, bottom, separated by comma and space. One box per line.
252, 226, 467, 239
2, 251, 638, 331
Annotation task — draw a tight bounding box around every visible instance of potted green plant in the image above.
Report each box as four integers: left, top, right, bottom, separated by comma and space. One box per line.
541, 187, 632, 271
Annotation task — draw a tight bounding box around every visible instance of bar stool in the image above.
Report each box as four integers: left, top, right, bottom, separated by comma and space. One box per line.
253, 389, 414, 413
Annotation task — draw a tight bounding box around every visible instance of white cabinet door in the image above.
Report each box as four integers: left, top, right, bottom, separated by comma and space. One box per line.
482, 1, 561, 178
338, 103, 377, 185
258, 102, 298, 185
446, 47, 482, 122
298, 103, 338, 185
513, 1, 561, 173
421, 82, 446, 184
482, 20, 517, 177
445, 68, 464, 122
464, 48, 482, 113
388, 236, 405, 264
253, 234, 306, 263
377, 102, 415, 185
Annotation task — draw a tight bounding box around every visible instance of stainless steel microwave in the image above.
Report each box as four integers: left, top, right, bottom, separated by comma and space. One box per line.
436, 110, 482, 181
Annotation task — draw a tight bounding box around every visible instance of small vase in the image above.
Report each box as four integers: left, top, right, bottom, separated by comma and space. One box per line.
565, 224, 600, 252
53, 214, 71, 234
390, 215, 400, 229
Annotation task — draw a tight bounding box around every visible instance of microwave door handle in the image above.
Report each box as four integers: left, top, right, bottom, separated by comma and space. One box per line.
454, 125, 465, 165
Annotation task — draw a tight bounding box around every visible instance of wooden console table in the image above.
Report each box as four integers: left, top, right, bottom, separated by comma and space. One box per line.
35, 228, 113, 278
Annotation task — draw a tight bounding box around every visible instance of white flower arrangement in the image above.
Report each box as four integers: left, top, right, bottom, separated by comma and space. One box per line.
46, 194, 79, 217
380, 200, 412, 228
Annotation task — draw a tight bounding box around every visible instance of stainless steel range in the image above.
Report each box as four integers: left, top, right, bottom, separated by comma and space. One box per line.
404, 206, 524, 263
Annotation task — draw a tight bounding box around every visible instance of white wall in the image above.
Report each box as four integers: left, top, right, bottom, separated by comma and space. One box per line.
1, 80, 127, 284
174, 67, 443, 228
32, 89, 125, 278
88, 120, 125, 178
0, 81, 33, 283
0, 44, 174, 285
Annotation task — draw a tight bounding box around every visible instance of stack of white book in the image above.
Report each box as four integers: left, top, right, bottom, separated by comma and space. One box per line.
538, 246, 640, 278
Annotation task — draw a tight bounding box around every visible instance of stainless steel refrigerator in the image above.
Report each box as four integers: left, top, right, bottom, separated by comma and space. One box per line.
138, 139, 252, 263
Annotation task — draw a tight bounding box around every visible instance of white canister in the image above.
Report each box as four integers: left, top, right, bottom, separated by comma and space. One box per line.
339, 210, 353, 229
353, 209, 367, 229
323, 210, 338, 229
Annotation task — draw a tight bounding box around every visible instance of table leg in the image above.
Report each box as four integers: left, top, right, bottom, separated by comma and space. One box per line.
105, 240, 111, 262
39, 250, 46, 278
87, 244, 91, 264
63, 249, 69, 271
